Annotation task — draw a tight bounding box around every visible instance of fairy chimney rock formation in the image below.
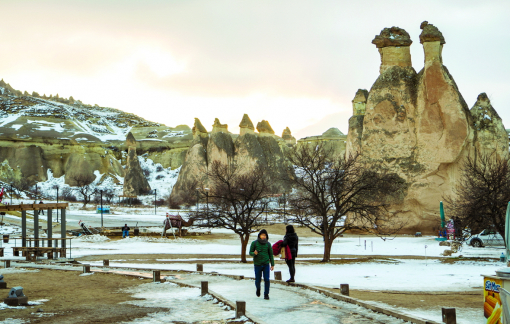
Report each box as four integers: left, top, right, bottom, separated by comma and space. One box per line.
372, 27, 413, 73
192, 118, 208, 138
470, 93, 509, 157
282, 127, 296, 144
352, 89, 369, 116
345, 21, 510, 233
123, 132, 151, 196
212, 118, 228, 133
256, 120, 275, 136
239, 114, 255, 135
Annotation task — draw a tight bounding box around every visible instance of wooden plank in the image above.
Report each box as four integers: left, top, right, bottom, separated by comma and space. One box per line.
0, 203, 68, 211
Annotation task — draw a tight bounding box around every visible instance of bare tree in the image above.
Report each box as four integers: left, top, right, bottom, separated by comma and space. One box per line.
5, 175, 31, 200
196, 161, 274, 263
73, 175, 97, 207
445, 151, 510, 242
284, 142, 406, 262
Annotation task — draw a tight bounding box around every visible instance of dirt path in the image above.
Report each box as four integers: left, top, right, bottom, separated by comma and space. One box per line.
1, 269, 165, 323
330, 288, 482, 309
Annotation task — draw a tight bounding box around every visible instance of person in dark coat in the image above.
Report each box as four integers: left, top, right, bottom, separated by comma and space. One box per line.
39, 200, 44, 215
281, 225, 298, 283
122, 224, 130, 238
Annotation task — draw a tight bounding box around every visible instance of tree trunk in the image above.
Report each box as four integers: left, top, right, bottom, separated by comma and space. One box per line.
322, 234, 332, 262
240, 234, 250, 263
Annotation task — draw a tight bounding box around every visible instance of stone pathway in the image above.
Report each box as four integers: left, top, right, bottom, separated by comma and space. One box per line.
172, 272, 405, 324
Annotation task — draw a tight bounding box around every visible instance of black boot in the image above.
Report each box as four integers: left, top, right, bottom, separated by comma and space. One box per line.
264, 294, 269, 300
256, 288, 260, 297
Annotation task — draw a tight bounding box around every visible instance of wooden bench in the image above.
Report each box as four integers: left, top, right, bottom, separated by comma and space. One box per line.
12, 247, 66, 260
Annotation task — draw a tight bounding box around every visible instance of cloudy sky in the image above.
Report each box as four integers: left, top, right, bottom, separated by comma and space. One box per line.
1, 0, 509, 138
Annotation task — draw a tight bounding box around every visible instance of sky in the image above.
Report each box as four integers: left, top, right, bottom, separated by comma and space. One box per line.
0, 0, 509, 139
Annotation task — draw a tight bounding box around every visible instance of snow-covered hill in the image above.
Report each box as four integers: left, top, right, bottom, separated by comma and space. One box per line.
0, 79, 192, 144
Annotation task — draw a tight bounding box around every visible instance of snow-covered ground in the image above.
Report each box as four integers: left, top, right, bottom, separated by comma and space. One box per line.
0, 220, 498, 323
84, 258, 499, 292
120, 282, 237, 323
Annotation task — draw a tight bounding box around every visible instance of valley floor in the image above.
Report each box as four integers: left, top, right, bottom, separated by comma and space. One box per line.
0, 207, 500, 323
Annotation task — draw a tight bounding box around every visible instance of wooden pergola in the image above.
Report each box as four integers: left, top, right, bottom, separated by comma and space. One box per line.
0, 203, 69, 256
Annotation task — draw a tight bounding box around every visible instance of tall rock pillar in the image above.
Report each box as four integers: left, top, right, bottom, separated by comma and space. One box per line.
359, 27, 418, 170
123, 132, 151, 196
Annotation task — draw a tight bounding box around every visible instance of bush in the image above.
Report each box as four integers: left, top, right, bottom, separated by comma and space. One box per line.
119, 198, 143, 206
168, 198, 182, 210
61, 187, 77, 202
156, 165, 164, 172
155, 174, 165, 180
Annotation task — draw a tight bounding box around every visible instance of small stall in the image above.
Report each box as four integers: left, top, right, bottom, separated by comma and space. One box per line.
482, 268, 510, 323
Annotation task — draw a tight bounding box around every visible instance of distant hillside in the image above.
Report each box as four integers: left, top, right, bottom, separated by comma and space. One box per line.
0, 79, 192, 144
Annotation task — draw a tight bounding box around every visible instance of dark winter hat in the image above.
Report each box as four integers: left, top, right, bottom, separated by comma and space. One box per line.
286, 225, 295, 234
258, 229, 269, 240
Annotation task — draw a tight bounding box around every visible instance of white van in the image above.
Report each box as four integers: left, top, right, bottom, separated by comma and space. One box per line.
469, 229, 505, 247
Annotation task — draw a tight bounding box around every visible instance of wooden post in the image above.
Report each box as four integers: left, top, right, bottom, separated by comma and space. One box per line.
340, 284, 349, 296
4, 260, 10, 268
197, 264, 203, 272
442, 308, 456, 324
83, 264, 91, 273
60, 208, 66, 253
153, 270, 161, 282
235, 300, 246, 319
274, 271, 282, 280
103, 259, 109, 266
201, 281, 208, 296
34, 210, 39, 247
47, 209, 52, 247
21, 210, 26, 247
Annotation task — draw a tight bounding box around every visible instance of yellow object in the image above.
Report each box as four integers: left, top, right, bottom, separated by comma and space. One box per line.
484, 302, 494, 318
486, 295, 498, 308
487, 303, 501, 324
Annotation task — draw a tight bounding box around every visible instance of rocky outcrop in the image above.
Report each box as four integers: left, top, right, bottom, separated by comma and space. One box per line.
123, 132, 151, 196
256, 120, 275, 136
298, 128, 347, 159
282, 127, 296, 145
470, 93, 509, 157
212, 118, 228, 133
347, 22, 509, 233
192, 118, 208, 138
170, 115, 291, 201
239, 114, 255, 135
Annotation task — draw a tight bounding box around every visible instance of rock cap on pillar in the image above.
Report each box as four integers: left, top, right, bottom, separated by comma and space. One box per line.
126, 132, 137, 148
256, 120, 275, 136
372, 26, 413, 73
419, 21, 445, 44
282, 127, 296, 144
212, 118, 228, 133
192, 118, 208, 138
372, 27, 412, 48
239, 114, 255, 135
420, 21, 445, 63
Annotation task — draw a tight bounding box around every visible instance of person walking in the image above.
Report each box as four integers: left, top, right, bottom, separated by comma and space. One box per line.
281, 225, 299, 283
162, 214, 171, 238
122, 224, 130, 238
249, 229, 274, 300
